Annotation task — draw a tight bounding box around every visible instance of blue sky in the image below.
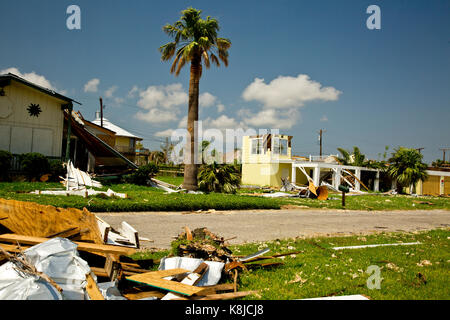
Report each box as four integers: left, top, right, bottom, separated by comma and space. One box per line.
1, 0, 449, 163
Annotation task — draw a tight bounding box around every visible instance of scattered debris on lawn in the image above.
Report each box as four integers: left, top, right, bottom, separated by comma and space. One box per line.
332, 242, 421, 250
29, 160, 127, 198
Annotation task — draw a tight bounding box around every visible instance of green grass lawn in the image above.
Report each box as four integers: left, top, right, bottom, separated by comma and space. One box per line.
0, 181, 449, 212
132, 228, 450, 300
0, 182, 284, 212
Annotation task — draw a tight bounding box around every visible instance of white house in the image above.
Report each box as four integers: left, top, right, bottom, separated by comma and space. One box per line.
0, 73, 79, 158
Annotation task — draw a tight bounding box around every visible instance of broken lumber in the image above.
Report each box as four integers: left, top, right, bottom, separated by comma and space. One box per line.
0, 199, 103, 244
85, 273, 105, 300
0, 234, 136, 256
126, 269, 208, 296
180, 291, 257, 301
161, 263, 209, 300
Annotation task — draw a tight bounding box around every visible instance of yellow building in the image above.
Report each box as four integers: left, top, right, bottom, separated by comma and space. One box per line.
413, 169, 450, 196
241, 134, 294, 188
241, 134, 381, 190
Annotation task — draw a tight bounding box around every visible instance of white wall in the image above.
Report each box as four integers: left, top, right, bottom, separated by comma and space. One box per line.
0, 81, 66, 157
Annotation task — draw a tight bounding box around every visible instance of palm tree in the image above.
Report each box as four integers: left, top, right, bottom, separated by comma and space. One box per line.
201, 140, 211, 165
159, 8, 231, 190
198, 162, 241, 193
148, 150, 165, 165
387, 147, 428, 194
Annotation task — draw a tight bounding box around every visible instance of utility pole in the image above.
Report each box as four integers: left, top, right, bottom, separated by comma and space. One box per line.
440, 147, 450, 162
415, 147, 425, 154
99, 97, 104, 127
318, 129, 326, 158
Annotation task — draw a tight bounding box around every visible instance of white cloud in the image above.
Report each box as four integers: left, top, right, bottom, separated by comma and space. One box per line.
244, 108, 300, 129
205, 114, 241, 129
84, 78, 100, 93
128, 85, 139, 98
155, 129, 175, 137
242, 74, 341, 109
137, 83, 187, 110
217, 103, 225, 113
199, 92, 217, 107
320, 115, 329, 122
135, 83, 188, 124
105, 86, 118, 98
1, 67, 58, 91
134, 108, 178, 123
178, 115, 187, 128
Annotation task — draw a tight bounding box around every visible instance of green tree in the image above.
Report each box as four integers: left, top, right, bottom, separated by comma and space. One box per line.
159, 7, 231, 190
387, 147, 428, 194
198, 162, 241, 193
337, 146, 367, 166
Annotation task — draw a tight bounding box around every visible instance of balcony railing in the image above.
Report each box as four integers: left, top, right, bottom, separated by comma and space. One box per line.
114, 146, 135, 154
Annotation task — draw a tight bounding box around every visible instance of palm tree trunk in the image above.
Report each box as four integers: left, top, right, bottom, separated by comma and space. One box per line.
183, 56, 202, 190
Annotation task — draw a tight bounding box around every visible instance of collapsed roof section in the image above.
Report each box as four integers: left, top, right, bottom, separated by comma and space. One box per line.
64, 111, 138, 170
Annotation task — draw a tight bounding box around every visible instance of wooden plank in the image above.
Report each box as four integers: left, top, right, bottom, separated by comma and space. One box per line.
182, 291, 257, 301
0, 243, 30, 253
126, 268, 190, 280
126, 269, 205, 297
126, 276, 207, 297
0, 199, 103, 244
122, 288, 166, 300
85, 273, 105, 300
161, 263, 209, 300
194, 283, 235, 296
46, 227, 81, 239
0, 234, 136, 256
90, 267, 109, 278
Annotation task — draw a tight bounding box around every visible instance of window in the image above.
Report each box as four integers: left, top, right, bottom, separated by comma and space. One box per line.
272, 137, 288, 156
251, 138, 263, 155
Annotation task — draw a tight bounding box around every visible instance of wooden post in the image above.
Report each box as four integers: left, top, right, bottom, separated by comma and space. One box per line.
342, 191, 346, 207
64, 103, 73, 163
99, 97, 104, 127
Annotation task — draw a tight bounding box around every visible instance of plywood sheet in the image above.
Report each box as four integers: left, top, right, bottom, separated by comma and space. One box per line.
0, 198, 103, 244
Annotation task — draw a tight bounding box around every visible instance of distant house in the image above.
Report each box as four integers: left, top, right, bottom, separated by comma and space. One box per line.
66, 111, 139, 173
412, 168, 450, 196
90, 112, 143, 163
241, 134, 381, 191
0, 73, 79, 159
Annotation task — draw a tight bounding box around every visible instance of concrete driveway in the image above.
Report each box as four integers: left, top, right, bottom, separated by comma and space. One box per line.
97, 209, 450, 250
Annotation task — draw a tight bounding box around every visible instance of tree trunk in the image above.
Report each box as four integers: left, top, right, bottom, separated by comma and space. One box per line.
183, 56, 202, 190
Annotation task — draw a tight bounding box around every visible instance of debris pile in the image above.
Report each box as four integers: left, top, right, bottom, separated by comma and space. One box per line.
0, 199, 299, 300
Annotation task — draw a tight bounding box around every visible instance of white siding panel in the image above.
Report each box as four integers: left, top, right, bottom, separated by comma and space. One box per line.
32, 128, 53, 156
0, 125, 11, 151
10, 126, 32, 154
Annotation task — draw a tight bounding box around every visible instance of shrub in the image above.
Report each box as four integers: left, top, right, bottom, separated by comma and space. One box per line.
124, 162, 159, 185
48, 160, 66, 182
198, 162, 241, 193
19, 153, 50, 181
0, 150, 13, 181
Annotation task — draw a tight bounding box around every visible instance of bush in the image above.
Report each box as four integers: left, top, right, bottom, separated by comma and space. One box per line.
0, 150, 13, 181
48, 160, 66, 182
19, 153, 50, 181
198, 162, 241, 193
124, 162, 159, 185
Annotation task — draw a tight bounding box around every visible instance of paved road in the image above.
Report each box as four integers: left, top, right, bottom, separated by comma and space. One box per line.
97, 209, 450, 250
